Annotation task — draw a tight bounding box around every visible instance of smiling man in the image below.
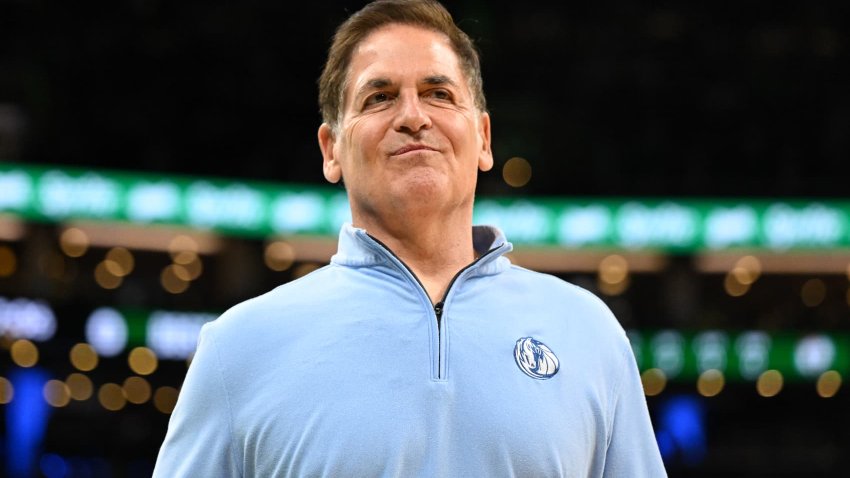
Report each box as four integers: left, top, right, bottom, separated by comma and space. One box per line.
317, 20, 493, 306
153, 1, 667, 477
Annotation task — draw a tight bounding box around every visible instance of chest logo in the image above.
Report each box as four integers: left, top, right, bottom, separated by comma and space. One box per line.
514, 337, 560, 380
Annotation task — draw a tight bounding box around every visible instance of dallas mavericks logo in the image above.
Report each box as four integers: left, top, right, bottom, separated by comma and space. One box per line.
514, 337, 560, 380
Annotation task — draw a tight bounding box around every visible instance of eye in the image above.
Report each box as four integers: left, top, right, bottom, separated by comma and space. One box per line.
426, 89, 452, 101
364, 92, 391, 107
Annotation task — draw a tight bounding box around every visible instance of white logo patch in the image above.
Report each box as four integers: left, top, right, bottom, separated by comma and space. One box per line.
514, 337, 560, 380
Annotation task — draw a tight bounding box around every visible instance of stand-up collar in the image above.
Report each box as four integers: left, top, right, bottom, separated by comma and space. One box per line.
331, 223, 513, 276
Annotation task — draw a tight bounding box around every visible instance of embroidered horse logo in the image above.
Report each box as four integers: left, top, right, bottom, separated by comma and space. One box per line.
514, 337, 560, 380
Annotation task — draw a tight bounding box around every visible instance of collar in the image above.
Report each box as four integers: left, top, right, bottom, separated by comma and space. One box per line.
330, 222, 513, 277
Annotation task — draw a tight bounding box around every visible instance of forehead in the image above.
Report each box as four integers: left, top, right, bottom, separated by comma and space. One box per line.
346, 24, 464, 91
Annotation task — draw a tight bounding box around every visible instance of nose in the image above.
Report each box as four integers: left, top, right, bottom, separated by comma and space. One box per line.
392, 92, 432, 134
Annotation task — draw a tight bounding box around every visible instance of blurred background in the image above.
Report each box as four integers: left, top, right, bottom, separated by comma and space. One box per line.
1, 0, 849, 476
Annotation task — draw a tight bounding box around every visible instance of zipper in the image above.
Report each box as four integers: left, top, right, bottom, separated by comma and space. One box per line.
433, 301, 444, 376
365, 233, 502, 379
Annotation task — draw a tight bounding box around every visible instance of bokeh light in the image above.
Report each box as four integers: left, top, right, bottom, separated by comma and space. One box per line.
598, 254, 630, 295
169, 235, 198, 257
43, 379, 71, 407
161, 265, 190, 294
730, 267, 754, 285
502, 157, 532, 188
94, 261, 123, 289
105, 247, 134, 277
66, 373, 93, 401
154, 386, 179, 414
641, 368, 667, 396
0, 376, 13, 404
599, 254, 629, 284
128, 347, 158, 375
59, 227, 89, 257
170, 263, 192, 282
123, 376, 152, 404
756, 370, 784, 397
697, 369, 725, 397
70, 343, 99, 372
172, 251, 203, 280
816, 370, 841, 398
98, 383, 126, 411
598, 276, 630, 296
265, 241, 295, 271
734, 255, 762, 284
724, 271, 750, 297
11, 339, 39, 367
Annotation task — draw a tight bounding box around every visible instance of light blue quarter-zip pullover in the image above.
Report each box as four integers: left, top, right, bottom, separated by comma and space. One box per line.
153, 223, 667, 477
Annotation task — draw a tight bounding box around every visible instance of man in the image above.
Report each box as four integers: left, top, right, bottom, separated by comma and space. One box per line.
153, 0, 667, 476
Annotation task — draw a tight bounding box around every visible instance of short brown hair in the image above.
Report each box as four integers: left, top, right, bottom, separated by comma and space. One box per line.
318, 0, 486, 131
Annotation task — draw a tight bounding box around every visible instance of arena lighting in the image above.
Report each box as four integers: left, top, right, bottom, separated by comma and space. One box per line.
7, 368, 51, 478
146, 310, 217, 359
695, 251, 850, 274
0, 296, 57, 341
268, 235, 338, 263
629, 329, 850, 382
505, 249, 667, 273
59, 221, 222, 254
794, 335, 836, 378
85, 307, 128, 357
5, 162, 850, 252
0, 214, 25, 241
655, 395, 707, 466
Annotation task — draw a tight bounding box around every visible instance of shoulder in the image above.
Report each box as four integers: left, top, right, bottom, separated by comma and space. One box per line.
203, 264, 340, 340
500, 264, 629, 345
505, 265, 616, 313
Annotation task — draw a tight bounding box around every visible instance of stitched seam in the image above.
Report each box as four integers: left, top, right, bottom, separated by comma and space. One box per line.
207, 326, 243, 477
606, 346, 632, 449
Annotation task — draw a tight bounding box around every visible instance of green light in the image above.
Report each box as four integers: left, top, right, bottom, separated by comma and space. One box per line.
4, 162, 850, 251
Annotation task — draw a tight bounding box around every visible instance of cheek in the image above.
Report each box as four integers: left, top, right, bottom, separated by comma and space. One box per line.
337, 120, 389, 186
333, 121, 362, 174
344, 118, 383, 159
443, 117, 481, 156
340, 121, 359, 156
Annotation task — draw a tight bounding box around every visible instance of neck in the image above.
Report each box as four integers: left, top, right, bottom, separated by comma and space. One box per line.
354, 206, 475, 304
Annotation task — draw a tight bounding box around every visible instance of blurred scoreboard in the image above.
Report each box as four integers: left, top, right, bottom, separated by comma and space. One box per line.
3, 162, 850, 251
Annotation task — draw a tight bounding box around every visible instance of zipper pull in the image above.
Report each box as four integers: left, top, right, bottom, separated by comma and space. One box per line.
434, 301, 444, 320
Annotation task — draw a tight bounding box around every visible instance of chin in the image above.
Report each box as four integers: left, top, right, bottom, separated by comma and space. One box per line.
400, 170, 445, 194
388, 174, 447, 208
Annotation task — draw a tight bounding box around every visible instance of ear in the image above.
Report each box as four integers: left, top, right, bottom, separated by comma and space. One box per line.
318, 123, 342, 183
477, 112, 493, 172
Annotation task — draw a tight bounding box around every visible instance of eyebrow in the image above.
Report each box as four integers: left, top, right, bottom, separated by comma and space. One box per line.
422, 75, 458, 88
354, 78, 392, 101
354, 75, 460, 99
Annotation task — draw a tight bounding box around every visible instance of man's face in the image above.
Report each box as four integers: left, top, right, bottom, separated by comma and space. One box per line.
318, 24, 492, 222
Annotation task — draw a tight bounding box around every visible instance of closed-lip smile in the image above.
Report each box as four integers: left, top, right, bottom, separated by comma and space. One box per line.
391, 144, 437, 156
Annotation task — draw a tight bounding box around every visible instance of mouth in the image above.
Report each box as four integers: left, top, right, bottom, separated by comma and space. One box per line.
390, 144, 438, 156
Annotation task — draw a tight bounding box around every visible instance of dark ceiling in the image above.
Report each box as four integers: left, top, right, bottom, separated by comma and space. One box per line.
1, 0, 848, 198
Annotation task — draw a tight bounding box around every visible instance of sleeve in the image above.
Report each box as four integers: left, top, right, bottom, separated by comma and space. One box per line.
602, 346, 668, 478
152, 322, 242, 478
